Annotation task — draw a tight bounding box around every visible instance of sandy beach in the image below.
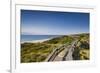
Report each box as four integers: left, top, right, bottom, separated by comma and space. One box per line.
21, 38, 52, 44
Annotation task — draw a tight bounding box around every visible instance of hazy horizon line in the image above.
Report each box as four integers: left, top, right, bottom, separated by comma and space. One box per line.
21, 32, 89, 35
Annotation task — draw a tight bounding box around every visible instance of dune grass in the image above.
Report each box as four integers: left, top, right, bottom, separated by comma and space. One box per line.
21, 33, 89, 63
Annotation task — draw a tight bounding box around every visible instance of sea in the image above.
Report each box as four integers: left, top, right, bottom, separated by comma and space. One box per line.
21, 35, 61, 42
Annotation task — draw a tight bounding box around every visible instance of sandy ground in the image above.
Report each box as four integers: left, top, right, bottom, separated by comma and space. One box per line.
21, 38, 51, 44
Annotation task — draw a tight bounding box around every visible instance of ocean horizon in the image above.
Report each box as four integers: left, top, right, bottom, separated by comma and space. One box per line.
21, 35, 61, 42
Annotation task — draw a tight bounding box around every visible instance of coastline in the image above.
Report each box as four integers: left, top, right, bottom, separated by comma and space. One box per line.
21, 38, 52, 44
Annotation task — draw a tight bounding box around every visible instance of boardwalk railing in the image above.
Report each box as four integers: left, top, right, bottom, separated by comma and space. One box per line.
45, 44, 67, 61
45, 40, 79, 62
62, 40, 78, 61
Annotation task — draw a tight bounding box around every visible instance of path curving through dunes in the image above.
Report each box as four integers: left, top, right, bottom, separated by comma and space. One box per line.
45, 40, 78, 61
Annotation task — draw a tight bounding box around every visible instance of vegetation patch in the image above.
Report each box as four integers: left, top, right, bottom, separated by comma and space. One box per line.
21, 33, 89, 63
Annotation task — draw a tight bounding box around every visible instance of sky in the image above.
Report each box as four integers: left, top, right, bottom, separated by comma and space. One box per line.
21, 10, 89, 35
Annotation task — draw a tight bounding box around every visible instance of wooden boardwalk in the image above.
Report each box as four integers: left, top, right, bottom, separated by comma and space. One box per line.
45, 40, 78, 62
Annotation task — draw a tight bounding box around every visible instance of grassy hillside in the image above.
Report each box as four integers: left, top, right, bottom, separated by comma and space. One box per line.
72, 33, 90, 60
21, 33, 89, 63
